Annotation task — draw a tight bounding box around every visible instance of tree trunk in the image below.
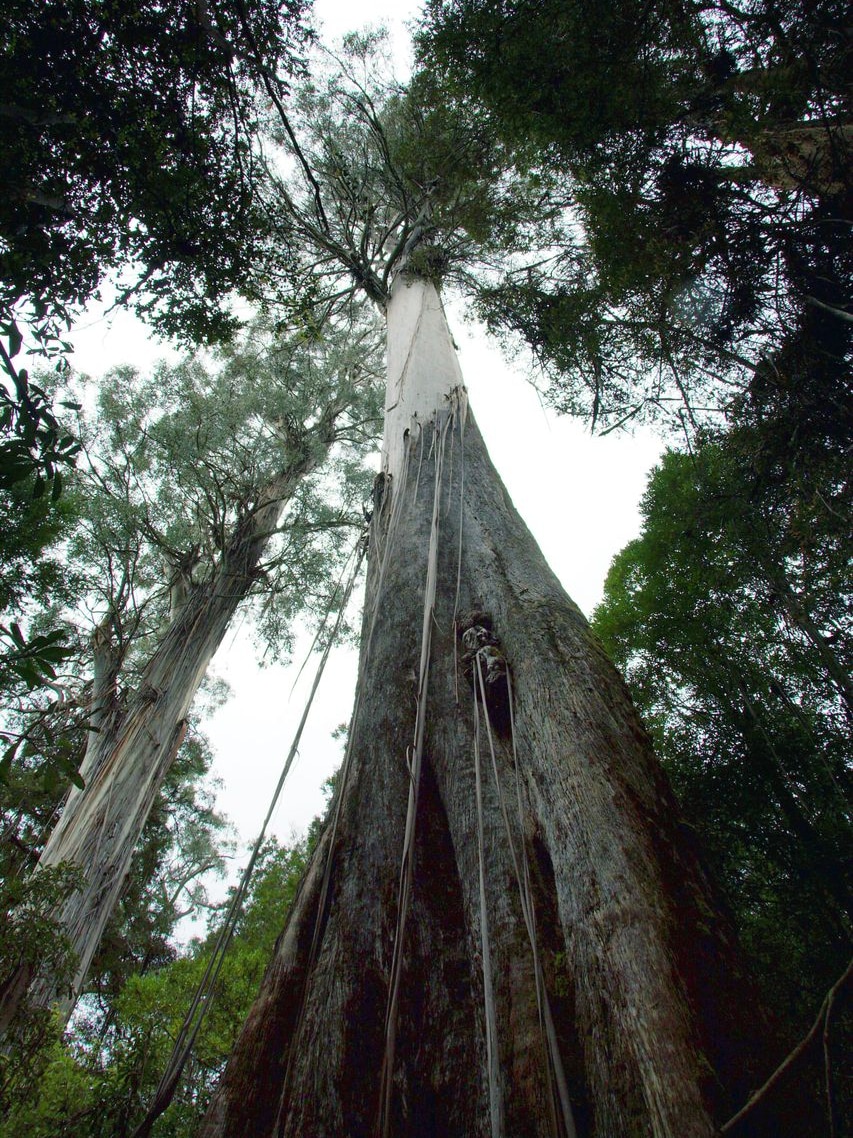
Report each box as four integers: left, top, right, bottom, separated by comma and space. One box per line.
0, 428, 334, 1033
202, 278, 809, 1137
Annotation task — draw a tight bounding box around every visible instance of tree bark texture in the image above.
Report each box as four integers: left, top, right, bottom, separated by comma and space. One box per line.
202, 280, 806, 1137
0, 435, 332, 1031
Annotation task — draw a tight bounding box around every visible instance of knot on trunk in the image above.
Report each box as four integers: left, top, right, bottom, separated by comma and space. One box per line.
457, 611, 511, 734
368, 471, 391, 519
403, 242, 450, 283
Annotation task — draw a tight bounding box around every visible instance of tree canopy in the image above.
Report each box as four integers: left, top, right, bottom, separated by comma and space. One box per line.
1, 0, 313, 345
418, 0, 851, 433
592, 435, 851, 1031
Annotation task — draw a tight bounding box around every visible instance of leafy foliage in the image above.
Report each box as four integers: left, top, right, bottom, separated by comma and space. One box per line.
63, 310, 382, 675
0, 833, 313, 1137
0, 359, 82, 761
248, 29, 560, 323
1, 0, 313, 346
419, 0, 851, 433
592, 438, 851, 1031
0, 467, 83, 790
0, 719, 232, 1119
0, 353, 81, 494
0, 863, 83, 1114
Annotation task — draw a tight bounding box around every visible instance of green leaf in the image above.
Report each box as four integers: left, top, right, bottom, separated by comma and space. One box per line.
36, 646, 70, 664
40, 629, 69, 647
0, 740, 18, 782
14, 367, 29, 399
7, 321, 23, 360
14, 663, 41, 688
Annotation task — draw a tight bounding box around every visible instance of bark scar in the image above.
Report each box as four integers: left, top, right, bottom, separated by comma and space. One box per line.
457, 610, 511, 735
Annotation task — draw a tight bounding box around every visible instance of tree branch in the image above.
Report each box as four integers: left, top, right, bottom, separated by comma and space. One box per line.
805, 295, 853, 324
719, 958, 852, 1134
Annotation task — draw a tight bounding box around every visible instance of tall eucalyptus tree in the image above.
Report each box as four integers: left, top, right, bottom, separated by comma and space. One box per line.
198, 43, 810, 1136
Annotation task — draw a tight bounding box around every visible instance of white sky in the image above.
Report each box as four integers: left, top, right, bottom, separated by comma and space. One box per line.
66, 0, 663, 859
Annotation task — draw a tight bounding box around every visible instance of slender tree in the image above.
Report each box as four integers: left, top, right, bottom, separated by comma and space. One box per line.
0, 322, 381, 1033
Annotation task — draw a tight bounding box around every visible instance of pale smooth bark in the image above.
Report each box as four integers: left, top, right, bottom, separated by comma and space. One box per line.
201, 278, 808, 1136
0, 419, 337, 1033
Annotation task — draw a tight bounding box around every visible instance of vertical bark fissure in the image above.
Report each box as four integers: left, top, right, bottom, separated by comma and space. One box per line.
473, 677, 505, 1138
380, 409, 453, 1138
479, 656, 577, 1138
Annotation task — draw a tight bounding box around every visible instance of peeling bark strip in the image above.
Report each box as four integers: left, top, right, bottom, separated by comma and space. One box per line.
0, 431, 336, 1031
202, 279, 814, 1137
472, 665, 506, 1138
379, 402, 456, 1138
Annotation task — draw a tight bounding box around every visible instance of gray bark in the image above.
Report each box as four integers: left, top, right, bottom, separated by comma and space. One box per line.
0, 422, 335, 1032
201, 400, 809, 1136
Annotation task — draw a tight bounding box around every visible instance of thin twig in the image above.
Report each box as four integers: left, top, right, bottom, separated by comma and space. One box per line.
824, 972, 841, 1138
719, 958, 852, 1134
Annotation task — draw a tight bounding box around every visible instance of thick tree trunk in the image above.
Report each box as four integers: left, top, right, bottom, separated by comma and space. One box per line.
0, 433, 332, 1033
202, 278, 809, 1136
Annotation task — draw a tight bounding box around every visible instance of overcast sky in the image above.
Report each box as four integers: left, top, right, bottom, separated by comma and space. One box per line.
67, 0, 663, 859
